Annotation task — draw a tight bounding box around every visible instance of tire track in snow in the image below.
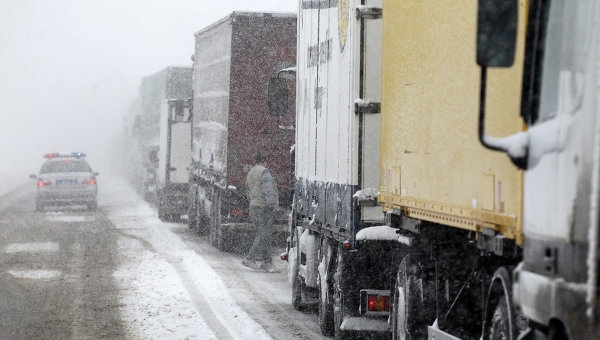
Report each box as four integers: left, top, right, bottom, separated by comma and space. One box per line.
104, 177, 273, 339
166, 258, 235, 339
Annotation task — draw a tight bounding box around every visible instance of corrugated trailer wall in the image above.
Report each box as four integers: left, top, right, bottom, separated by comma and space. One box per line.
227, 12, 296, 196
378, 0, 527, 243
295, 0, 372, 232
192, 12, 296, 200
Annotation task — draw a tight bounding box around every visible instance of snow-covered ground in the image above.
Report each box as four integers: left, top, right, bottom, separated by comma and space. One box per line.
0, 173, 33, 210
0, 173, 31, 195
98, 178, 312, 339
0, 173, 323, 339
103, 177, 276, 339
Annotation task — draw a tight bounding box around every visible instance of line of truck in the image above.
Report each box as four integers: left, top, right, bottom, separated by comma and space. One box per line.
124, 1, 600, 339
125, 12, 297, 252
269, 0, 600, 339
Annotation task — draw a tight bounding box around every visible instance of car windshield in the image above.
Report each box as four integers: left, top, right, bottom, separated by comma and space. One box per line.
40, 159, 92, 173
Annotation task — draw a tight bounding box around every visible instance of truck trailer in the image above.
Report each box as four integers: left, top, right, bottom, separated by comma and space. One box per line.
478, 1, 600, 339
157, 98, 192, 222
128, 66, 192, 203
276, 0, 600, 339
188, 12, 296, 251
379, 0, 527, 338
272, 0, 393, 337
380, 0, 600, 339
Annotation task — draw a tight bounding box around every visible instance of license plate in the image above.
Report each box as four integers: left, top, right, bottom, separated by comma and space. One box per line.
56, 179, 76, 185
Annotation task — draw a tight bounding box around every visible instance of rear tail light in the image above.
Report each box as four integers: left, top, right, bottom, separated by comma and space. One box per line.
229, 209, 248, 217
37, 180, 51, 187
343, 240, 353, 250
280, 251, 288, 261
368, 294, 390, 312
82, 179, 96, 185
360, 290, 390, 315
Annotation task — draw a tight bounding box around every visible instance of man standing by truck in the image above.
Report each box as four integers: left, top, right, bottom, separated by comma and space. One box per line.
242, 151, 279, 273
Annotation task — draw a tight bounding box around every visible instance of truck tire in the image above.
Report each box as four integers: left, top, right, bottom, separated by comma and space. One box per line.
391, 254, 436, 340
209, 189, 231, 251
333, 250, 350, 340
318, 241, 334, 336
158, 194, 167, 220
209, 220, 222, 249
483, 266, 527, 340
188, 198, 198, 230
291, 228, 304, 310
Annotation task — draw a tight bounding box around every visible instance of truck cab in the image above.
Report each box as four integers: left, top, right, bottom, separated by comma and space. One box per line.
478, 1, 600, 338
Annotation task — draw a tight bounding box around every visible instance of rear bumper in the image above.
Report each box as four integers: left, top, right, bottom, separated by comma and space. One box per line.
513, 264, 593, 338
159, 184, 190, 214
36, 189, 96, 205
340, 315, 390, 334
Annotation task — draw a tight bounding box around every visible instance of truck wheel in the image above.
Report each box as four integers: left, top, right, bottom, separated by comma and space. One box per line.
188, 204, 197, 230
87, 201, 97, 211
484, 266, 526, 340
210, 218, 230, 251
488, 298, 510, 339
158, 198, 166, 220
197, 213, 209, 236
209, 221, 219, 247
291, 228, 303, 310
35, 200, 44, 212
391, 254, 436, 340
333, 251, 350, 340
318, 271, 335, 336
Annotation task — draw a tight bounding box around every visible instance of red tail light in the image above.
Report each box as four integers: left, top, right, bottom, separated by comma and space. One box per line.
367, 295, 390, 312
82, 179, 96, 185
343, 240, 352, 250
280, 251, 288, 261
37, 180, 51, 187
229, 209, 248, 217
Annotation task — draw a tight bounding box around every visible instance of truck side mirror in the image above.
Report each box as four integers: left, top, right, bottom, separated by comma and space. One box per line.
476, 0, 518, 67
268, 77, 289, 116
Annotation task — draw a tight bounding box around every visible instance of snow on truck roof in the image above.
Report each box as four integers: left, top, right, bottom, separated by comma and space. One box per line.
193, 11, 296, 36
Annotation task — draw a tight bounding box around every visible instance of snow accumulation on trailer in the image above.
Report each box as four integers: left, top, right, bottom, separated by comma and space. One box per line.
189, 11, 296, 250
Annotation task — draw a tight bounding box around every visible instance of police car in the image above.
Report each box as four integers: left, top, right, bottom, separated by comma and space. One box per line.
30, 152, 99, 211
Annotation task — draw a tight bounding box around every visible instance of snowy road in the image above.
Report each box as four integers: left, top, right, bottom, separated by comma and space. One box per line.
0, 174, 328, 339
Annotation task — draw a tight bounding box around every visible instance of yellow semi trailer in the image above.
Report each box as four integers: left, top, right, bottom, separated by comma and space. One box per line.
380, 0, 600, 339
378, 0, 529, 338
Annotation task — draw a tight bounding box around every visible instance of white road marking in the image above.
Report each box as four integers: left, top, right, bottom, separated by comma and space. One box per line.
46, 215, 93, 222
5, 242, 59, 253
8, 270, 61, 279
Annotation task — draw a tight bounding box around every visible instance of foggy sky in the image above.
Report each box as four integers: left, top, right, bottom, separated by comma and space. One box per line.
0, 0, 297, 175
